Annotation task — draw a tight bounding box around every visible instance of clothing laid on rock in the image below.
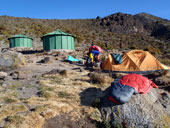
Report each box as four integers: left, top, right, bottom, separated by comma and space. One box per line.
109, 82, 136, 104
109, 74, 158, 104
119, 74, 158, 94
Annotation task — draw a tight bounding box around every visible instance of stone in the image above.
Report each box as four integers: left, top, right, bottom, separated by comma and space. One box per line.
99, 88, 170, 127
38, 57, 51, 64
4, 76, 13, 81
43, 57, 50, 63
0, 72, 7, 79
0, 51, 26, 71
10, 72, 19, 79
79, 59, 85, 65
2, 83, 8, 87
10, 71, 27, 79
79, 68, 84, 72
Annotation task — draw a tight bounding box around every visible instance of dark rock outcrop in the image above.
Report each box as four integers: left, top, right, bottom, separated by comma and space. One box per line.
96, 12, 170, 40
96, 12, 145, 34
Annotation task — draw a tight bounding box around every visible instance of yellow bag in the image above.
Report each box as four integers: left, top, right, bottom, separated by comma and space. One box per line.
90, 53, 94, 63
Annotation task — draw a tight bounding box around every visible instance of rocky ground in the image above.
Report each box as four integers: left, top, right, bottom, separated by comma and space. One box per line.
0, 47, 169, 128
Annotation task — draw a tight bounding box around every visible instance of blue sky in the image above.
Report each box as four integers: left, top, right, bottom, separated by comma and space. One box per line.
0, 0, 170, 20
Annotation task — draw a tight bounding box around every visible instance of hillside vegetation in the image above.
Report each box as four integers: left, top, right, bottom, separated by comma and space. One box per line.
0, 12, 170, 63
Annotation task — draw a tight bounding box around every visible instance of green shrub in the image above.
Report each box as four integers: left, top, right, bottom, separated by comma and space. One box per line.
7, 115, 24, 123
0, 36, 4, 41
92, 98, 101, 108
107, 44, 116, 50
144, 46, 162, 55
102, 121, 111, 128
59, 70, 67, 77
4, 39, 9, 46
4, 97, 17, 103
130, 44, 137, 49
39, 90, 51, 98
58, 91, 71, 98
160, 59, 170, 65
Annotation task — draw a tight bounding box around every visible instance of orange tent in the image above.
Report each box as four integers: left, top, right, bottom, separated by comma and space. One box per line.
102, 50, 170, 71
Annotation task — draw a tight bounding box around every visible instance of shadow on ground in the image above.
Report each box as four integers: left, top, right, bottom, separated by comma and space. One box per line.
79, 87, 105, 106
20, 50, 43, 54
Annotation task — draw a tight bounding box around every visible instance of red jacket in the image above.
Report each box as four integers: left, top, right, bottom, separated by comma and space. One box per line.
89, 45, 103, 53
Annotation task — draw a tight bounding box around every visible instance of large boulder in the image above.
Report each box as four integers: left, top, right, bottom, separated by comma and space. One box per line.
0, 51, 26, 71
99, 88, 170, 127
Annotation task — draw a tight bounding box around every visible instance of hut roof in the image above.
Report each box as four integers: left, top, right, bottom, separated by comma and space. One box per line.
41, 30, 76, 39
8, 34, 33, 40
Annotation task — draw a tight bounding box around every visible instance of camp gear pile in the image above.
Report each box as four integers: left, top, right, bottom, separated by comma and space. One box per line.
89, 45, 103, 53
86, 45, 103, 67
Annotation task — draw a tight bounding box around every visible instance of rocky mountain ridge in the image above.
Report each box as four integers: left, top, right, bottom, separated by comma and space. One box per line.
96, 12, 170, 40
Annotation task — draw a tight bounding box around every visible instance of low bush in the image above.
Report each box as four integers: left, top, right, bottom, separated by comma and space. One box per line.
59, 70, 67, 77
89, 72, 107, 84
58, 91, 71, 98
4, 97, 17, 103
144, 46, 162, 55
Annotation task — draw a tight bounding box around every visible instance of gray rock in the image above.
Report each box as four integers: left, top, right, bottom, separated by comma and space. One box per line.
79, 59, 85, 65
79, 68, 84, 72
10, 71, 28, 79
0, 72, 7, 79
4, 76, 13, 81
38, 57, 51, 64
0, 58, 14, 67
0, 51, 25, 71
99, 88, 170, 127
10, 71, 19, 79
20, 87, 26, 90
2, 82, 8, 87
17, 87, 39, 99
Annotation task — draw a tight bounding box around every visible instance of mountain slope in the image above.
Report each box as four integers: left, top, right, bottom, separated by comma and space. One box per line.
135, 13, 170, 40
0, 13, 169, 64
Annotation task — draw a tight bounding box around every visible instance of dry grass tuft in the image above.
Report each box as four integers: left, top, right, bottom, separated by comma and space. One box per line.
162, 70, 170, 76
59, 70, 67, 77
39, 90, 53, 99
11, 104, 28, 113
0, 110, 11, 121
3, 97, 18, 103
32, 104, 49, 113
58, 91, 71, 98
7, 115, 25, 123
40, 109, 57, 119
89, 72, 113, 85
23, 112, 45, 128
